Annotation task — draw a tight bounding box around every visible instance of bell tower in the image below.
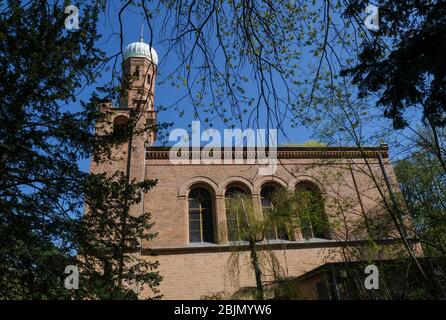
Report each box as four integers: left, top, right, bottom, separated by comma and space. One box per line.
90, 35, 158, 184
120, 32, 158, 146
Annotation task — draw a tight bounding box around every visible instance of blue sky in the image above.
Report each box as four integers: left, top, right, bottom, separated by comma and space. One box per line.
74, 2, 409, 172
88, 3, 311, 132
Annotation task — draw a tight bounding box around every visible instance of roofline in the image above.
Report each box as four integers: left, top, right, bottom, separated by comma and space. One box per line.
293, 251, 429, 282
147, 145, 388, 152
145, 145, 389, 160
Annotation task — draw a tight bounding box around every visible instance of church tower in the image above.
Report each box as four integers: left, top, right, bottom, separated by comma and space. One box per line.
91, 35, 158, 184
120, 34, 158, 146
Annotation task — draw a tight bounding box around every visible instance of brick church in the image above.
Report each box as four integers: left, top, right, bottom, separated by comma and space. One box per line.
90, 38, 405, 299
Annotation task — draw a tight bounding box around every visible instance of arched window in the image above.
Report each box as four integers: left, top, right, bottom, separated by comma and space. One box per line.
225, 186, 249, 242
113, 115, 130, 142
260, 185, 290, 240
133, 66, 140, 80
295, 182, 330, 240
226, 186, 246, 197
188, 187, 214, 243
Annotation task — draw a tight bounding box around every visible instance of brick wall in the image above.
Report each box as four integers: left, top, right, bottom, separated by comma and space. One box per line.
142, 156, 394, 247
139, 246, 338, 299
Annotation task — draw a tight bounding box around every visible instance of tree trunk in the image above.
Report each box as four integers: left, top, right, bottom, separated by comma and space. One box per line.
249, 240, 264, 300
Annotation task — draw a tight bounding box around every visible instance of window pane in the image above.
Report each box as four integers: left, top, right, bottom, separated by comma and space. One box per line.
189, 199, 200, 210
189, 188, 200, 198
261, 197, 271, 208
261, 186, 278, 240
225, 187, 246, 197
225, 186, 250, 241
202, 211, 212, 226
202, 209, 214, 242
189, 230, 201, 242
227, 222, 238, 241
295, 182, 329, 240
202, 199, 212, 209
265, 222, 277, 240
300, 215, 313, 239
277, 225, 290, 240
199, 188, 211, 199
226, 212, 238, 241
260, 186, 275, 199
202, 228, 214, 243
189, 211, 200, 220
189, 220, 201, 232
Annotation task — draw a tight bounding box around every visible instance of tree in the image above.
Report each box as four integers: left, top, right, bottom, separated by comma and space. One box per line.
0, 0, 105, 298
0, 1, 161, 299
395, 148, 446, 256
280, 140, 327, 147
78, 172, 162, 299
342, 1, 446, 130
341, 1, 446, 175
224, 188, 330, 299
3, 0, 444, 300
303, 84, 445, 298
225, 193, 269, 300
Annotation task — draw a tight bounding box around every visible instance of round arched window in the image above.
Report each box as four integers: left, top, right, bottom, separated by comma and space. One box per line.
295, 182, 329, 240
188, 187, 214, 243
260, 184, 290, 240
112, 115, 130, 142
225, 186, 250, 242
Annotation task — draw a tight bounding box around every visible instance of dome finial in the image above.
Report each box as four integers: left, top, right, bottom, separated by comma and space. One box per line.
123, 28, 158, 64
140, 23, 144, 42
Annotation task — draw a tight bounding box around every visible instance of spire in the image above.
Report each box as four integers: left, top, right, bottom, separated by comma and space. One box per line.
140, 23, 144, 42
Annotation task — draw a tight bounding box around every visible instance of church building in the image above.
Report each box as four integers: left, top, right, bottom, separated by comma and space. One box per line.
90, 38, 405, 299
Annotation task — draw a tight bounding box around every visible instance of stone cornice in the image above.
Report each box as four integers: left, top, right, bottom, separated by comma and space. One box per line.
141, 238, 402, 256
146, 146, 389, 160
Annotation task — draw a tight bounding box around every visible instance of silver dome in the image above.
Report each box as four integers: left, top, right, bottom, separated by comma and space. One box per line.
123, 40, 158, 65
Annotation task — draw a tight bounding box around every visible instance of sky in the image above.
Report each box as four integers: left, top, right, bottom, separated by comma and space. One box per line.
72, 1, 404, 172
88, 3, 311, 131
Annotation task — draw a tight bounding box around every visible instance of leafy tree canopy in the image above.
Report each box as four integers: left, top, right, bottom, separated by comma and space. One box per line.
342, 1, 446, 129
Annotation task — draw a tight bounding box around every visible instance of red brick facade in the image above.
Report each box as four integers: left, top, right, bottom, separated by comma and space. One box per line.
89, 50, 406, 299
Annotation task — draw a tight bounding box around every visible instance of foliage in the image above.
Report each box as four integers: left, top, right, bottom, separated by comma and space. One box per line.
224, 187, 330, 299
3, 0, 446, 300
0, 0, 103, 299
342, 1, 446, 129
225, 193, 268, 299
280, 140, 327, 147
0, 1, 160, 299
395, 151, 446, 256
78, 172, 162, 299
270, 188, 329, 240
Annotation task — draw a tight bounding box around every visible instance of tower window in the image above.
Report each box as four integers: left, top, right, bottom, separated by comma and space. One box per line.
112, 115, 130, 142
188, 187, 215, 243
134, 66, 140, 80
